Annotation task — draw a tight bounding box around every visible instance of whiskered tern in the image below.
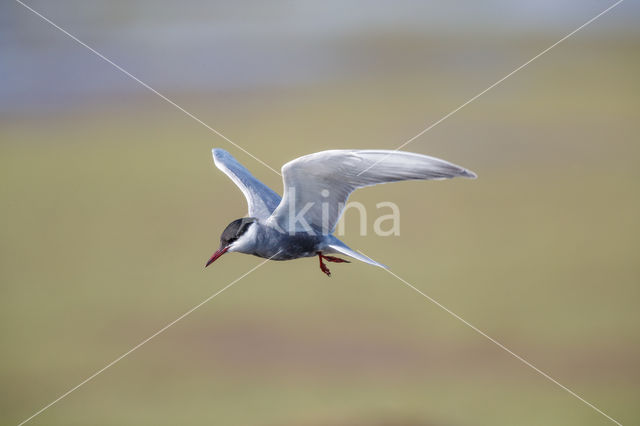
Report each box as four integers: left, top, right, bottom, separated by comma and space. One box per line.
206, 149, 476, 276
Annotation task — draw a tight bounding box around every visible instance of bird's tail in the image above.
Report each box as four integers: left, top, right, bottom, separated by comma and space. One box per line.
327, 240, 388, 269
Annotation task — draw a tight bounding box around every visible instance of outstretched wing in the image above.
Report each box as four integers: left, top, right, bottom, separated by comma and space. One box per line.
267, 150, 476, 233
212, 149, 281, 219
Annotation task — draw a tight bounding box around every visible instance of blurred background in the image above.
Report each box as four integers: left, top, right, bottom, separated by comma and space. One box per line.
2, 1, 639, 425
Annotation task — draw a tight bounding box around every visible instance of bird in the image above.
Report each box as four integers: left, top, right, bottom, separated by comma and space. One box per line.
205, 148, 476, 276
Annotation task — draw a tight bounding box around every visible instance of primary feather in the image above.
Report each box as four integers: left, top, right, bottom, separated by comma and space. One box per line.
212, 149, 281, 219
267, 150, 476, 234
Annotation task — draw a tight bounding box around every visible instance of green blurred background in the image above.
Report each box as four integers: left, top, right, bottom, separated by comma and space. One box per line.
2, 1, 639, 425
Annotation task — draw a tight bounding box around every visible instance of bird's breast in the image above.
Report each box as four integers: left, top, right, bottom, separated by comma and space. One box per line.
255, 227, 326, 260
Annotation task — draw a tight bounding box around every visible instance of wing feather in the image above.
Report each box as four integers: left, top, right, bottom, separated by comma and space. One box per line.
212, 149, 281, 219
267, 150, 475, 233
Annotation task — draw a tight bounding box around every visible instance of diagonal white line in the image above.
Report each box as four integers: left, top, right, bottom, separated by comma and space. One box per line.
356, 0, 625, 177
16, 254, 278, 426
15, 0, 281, 176
378, 265, 623, 426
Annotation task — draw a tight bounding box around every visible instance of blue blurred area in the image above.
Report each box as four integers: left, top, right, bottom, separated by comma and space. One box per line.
2, 2, 640, 425
3, 0, 638, 112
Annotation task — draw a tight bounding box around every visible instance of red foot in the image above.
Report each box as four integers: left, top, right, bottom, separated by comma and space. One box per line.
322, 255, 350, 263
318, 256, 331, 277
317, 252, 350, 277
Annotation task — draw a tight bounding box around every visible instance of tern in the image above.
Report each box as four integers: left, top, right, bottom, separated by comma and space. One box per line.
206, 149, 476, 276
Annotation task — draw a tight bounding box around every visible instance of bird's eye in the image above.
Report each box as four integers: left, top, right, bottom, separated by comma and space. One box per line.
236, 221, 252, 237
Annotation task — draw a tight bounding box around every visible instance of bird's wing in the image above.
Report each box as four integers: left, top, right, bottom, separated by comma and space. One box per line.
267, 150, 476, 233
212, 149, 281, 219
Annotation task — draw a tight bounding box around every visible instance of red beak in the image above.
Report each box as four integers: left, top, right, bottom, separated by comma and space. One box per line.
205, 246, 229, 267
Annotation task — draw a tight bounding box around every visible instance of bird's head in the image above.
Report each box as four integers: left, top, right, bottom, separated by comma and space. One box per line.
205, 217, 257, 267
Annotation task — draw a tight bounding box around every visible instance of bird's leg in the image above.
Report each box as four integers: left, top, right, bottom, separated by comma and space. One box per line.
317, 252, 331, 277
322, 255, 350, 263
317, 252, 351, 276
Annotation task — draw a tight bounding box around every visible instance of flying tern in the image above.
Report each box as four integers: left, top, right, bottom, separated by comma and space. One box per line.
206, 149, 476, 276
